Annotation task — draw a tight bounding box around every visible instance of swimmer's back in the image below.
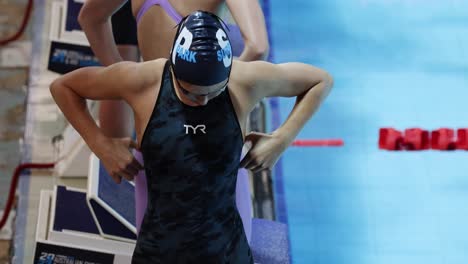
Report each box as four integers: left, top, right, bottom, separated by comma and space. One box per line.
131, 0, 224, 19
131, 0, 226, 60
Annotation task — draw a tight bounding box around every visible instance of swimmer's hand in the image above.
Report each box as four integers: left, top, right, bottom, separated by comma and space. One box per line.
240, 132, 288, 173
94, 137, 144, 184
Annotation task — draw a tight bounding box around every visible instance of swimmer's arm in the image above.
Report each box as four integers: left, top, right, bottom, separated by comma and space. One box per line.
78, 0, 129, 65
49, 62, 152, 149
226, 0, 269, 61
244, 61, 334, 145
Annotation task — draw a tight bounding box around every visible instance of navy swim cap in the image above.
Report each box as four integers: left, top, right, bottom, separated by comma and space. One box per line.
170, 11, 232, 86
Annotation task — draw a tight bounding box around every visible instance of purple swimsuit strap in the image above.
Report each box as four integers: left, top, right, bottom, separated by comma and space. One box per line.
136, 0, 183, 24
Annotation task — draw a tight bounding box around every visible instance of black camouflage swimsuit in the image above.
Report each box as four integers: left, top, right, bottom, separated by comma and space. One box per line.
132, 61, 253, 264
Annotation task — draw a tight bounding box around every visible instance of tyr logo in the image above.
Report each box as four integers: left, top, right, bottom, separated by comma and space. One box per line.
184, 124, 206, 135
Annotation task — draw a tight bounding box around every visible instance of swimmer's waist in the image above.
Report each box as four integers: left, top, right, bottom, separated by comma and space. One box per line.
147, 195, 236, 214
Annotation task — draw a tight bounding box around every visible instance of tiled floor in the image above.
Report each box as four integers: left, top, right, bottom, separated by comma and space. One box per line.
0, 2, 33, 262
8, 1, 87, 263
0, 0, 32, 211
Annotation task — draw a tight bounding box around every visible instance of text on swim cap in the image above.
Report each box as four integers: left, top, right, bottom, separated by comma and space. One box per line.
176, 46, 197, 63
215, 29, 232, 67
217, 44, 232, 63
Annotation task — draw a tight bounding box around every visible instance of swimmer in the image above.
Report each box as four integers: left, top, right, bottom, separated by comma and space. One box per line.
78, 0, 269, 237
51, 11, 332, 262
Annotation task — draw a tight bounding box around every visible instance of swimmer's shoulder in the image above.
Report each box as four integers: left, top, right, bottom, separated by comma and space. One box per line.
125, 59, 168, 110
230, 59, 271, 89
136, 58, 169, 91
